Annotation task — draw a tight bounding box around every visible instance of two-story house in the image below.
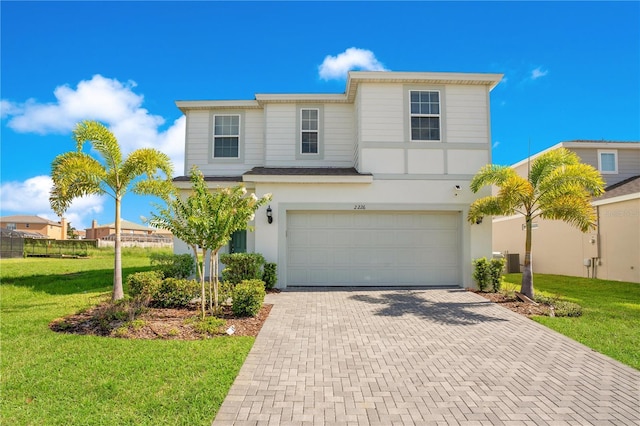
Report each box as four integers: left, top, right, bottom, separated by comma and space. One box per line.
174, 71, 503, 288
0, 215, 67, 240
493, 140, 640, 283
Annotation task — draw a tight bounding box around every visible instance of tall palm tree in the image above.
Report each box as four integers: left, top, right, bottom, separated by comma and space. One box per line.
50, 120, 173, 301
468, 148, 605, 299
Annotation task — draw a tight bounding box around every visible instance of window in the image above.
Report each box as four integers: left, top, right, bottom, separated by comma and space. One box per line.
410, 90, 440, 141
300, 109, 319, 154
598, 150, 618, 174
6, 223, 16, 230
213, 115, 240, 158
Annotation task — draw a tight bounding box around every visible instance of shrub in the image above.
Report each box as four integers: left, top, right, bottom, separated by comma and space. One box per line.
127, 271, 163, 301
489, 258, 506, 292
472, 257, 490, 292
262, 262, 277, 290
150, 253, 195, 278
153, 278, 199, 308
221, 253, 265, 284
218, 281, 234, 305
553, 300, 583, 317
232, 279, 266, 317
185, 316, 226, 335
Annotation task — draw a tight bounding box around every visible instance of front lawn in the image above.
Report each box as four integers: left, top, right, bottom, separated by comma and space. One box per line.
504, 273, 640, 370
0, 248, 253, 425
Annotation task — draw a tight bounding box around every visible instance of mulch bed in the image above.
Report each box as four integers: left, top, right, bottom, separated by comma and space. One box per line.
473, 291, 551, 317
50, 303, 273, 340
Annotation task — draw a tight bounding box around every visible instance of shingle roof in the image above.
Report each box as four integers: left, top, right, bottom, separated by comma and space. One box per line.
173, 175, 243, 182
92, 219, 154, 231
595, 175, 640, 201
243, 167, 371, 176
0, 215, 60, 226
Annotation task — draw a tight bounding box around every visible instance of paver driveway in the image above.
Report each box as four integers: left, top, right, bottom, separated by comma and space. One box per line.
213, 288, 640, 425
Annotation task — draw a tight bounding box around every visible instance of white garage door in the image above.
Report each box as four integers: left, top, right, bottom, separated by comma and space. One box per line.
287, 211, 461, 286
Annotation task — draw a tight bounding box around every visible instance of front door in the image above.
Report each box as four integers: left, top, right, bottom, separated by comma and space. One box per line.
229, 230, 247, 253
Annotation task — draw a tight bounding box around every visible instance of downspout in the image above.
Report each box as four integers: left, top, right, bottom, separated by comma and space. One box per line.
594, 205, 601, 279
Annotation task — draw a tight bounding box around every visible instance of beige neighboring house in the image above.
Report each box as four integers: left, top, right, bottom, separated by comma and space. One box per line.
493, 140, 640, 283
85, 219, 172, 240
0, 215, 67, 240
175, 71, 504, 289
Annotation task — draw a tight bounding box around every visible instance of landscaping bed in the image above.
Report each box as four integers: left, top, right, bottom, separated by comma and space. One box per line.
474, 291, 551, 317
50, 303, 273, 340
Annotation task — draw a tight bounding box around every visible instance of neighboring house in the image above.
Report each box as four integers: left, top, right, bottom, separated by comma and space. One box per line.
85, 219, 172, 241
174, 71, 503, 288
493, 140, 640, 283
0, 215, 67, 240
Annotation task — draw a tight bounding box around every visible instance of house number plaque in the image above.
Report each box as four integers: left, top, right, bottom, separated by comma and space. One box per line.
354, 204, 366, 210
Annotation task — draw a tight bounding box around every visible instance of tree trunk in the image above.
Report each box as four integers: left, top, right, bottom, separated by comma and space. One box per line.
208, 249, 213, 312
521, 215, 535, 299
112, 197, 124, 301
200, 247, 207, 320
213, 249, 220, 310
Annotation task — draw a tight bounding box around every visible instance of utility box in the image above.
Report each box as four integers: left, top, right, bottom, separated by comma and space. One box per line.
507, 253, 521, 273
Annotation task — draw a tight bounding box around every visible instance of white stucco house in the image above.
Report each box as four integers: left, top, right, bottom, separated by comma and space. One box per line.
173, 71, 503, 288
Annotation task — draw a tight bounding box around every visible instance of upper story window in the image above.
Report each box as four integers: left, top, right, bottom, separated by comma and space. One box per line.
6, 223, 16, 230
300, 108, 319, 154
410, 90, 440, 141
213, 115, 240, 158
598, 150, 618, 174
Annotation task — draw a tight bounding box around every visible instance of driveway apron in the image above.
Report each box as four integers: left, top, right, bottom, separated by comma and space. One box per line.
213, 288, 640, 425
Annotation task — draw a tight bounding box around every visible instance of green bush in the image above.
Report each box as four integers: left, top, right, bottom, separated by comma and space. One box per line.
262, 262, 277, 290
220, 253, 265, 284
153, 278, 199, 308
489, 258, 506, 292
185, 316, 226, 335
218, 281, 234, 305
472, 257, 490, 292
232, 279, 266, 317
126, 271, 163, 301
150, 253, 195, 278
554, 300, 583, 317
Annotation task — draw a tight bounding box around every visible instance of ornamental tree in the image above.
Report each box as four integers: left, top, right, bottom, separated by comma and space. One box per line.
467, 148, 605, 299
50, 120, 173, 301
148, 166, 271, 318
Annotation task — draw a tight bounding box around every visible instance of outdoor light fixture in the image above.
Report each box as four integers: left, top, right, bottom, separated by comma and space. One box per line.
475, 217, 483, 225
266, 205, 273, 224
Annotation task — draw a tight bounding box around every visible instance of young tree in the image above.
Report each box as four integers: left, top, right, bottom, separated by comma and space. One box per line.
468, 148, 605, 299
149, 166, 271, 318
50, 120, 174, 301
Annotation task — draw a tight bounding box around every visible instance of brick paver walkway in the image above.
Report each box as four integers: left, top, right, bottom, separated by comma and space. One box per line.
213, 288, 640, 425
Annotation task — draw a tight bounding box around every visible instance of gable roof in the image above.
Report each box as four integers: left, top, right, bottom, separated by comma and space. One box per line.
90, 219, 154, 232
0, 215, 61, 226
510, 140, 640, 169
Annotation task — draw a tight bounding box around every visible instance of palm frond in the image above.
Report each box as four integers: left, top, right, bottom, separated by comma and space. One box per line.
469, 164, 516, 193
73, 121, 123, 172
529, 148, 579, 188
50, 152, 107, 215
539, 194, 597, 232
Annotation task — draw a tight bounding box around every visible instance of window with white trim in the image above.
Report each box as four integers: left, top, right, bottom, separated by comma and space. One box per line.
300, 108, 319, 154
598, 150, 618, 174
410, 90, 440, 141
213, 115, 240, 158
6, 223, 16, 230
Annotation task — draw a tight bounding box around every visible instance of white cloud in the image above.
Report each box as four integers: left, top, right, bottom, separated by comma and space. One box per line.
531, 67, 549, 80
318, 47, 388, 80
0, 175, 104, 230
2, 74, 185, 174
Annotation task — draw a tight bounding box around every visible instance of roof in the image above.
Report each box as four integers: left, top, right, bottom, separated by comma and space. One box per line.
510, 140, 640, 169
176, 71, 504, 112
595, 175, 640, 201
243, 167, 370, 176
0, 215, 61, 226
173, 175, 243, 182
90, 219, 155, 232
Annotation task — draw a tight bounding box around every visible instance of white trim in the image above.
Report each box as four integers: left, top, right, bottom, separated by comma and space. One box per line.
592, 192, 640, 206
597, 149, 618, 174
212, 114, 241, 159
409, 89, 441, 142
300, 108, 320, 155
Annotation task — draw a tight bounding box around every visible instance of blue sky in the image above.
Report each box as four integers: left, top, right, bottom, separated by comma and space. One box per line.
1, 1, 638, 231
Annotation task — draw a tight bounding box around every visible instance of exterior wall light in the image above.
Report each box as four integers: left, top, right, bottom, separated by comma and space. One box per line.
266, 206, 273, 224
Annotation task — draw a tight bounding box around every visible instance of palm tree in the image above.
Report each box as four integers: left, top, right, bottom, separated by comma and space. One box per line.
468, 148, 605, 299
50, 120, 173, 301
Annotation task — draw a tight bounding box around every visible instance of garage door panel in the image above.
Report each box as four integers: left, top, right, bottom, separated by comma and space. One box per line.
287, 211, 460, 286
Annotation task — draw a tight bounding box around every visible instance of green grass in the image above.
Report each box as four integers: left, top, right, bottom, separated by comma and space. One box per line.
1, 248, 254, 425
504, 273, 640, 370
